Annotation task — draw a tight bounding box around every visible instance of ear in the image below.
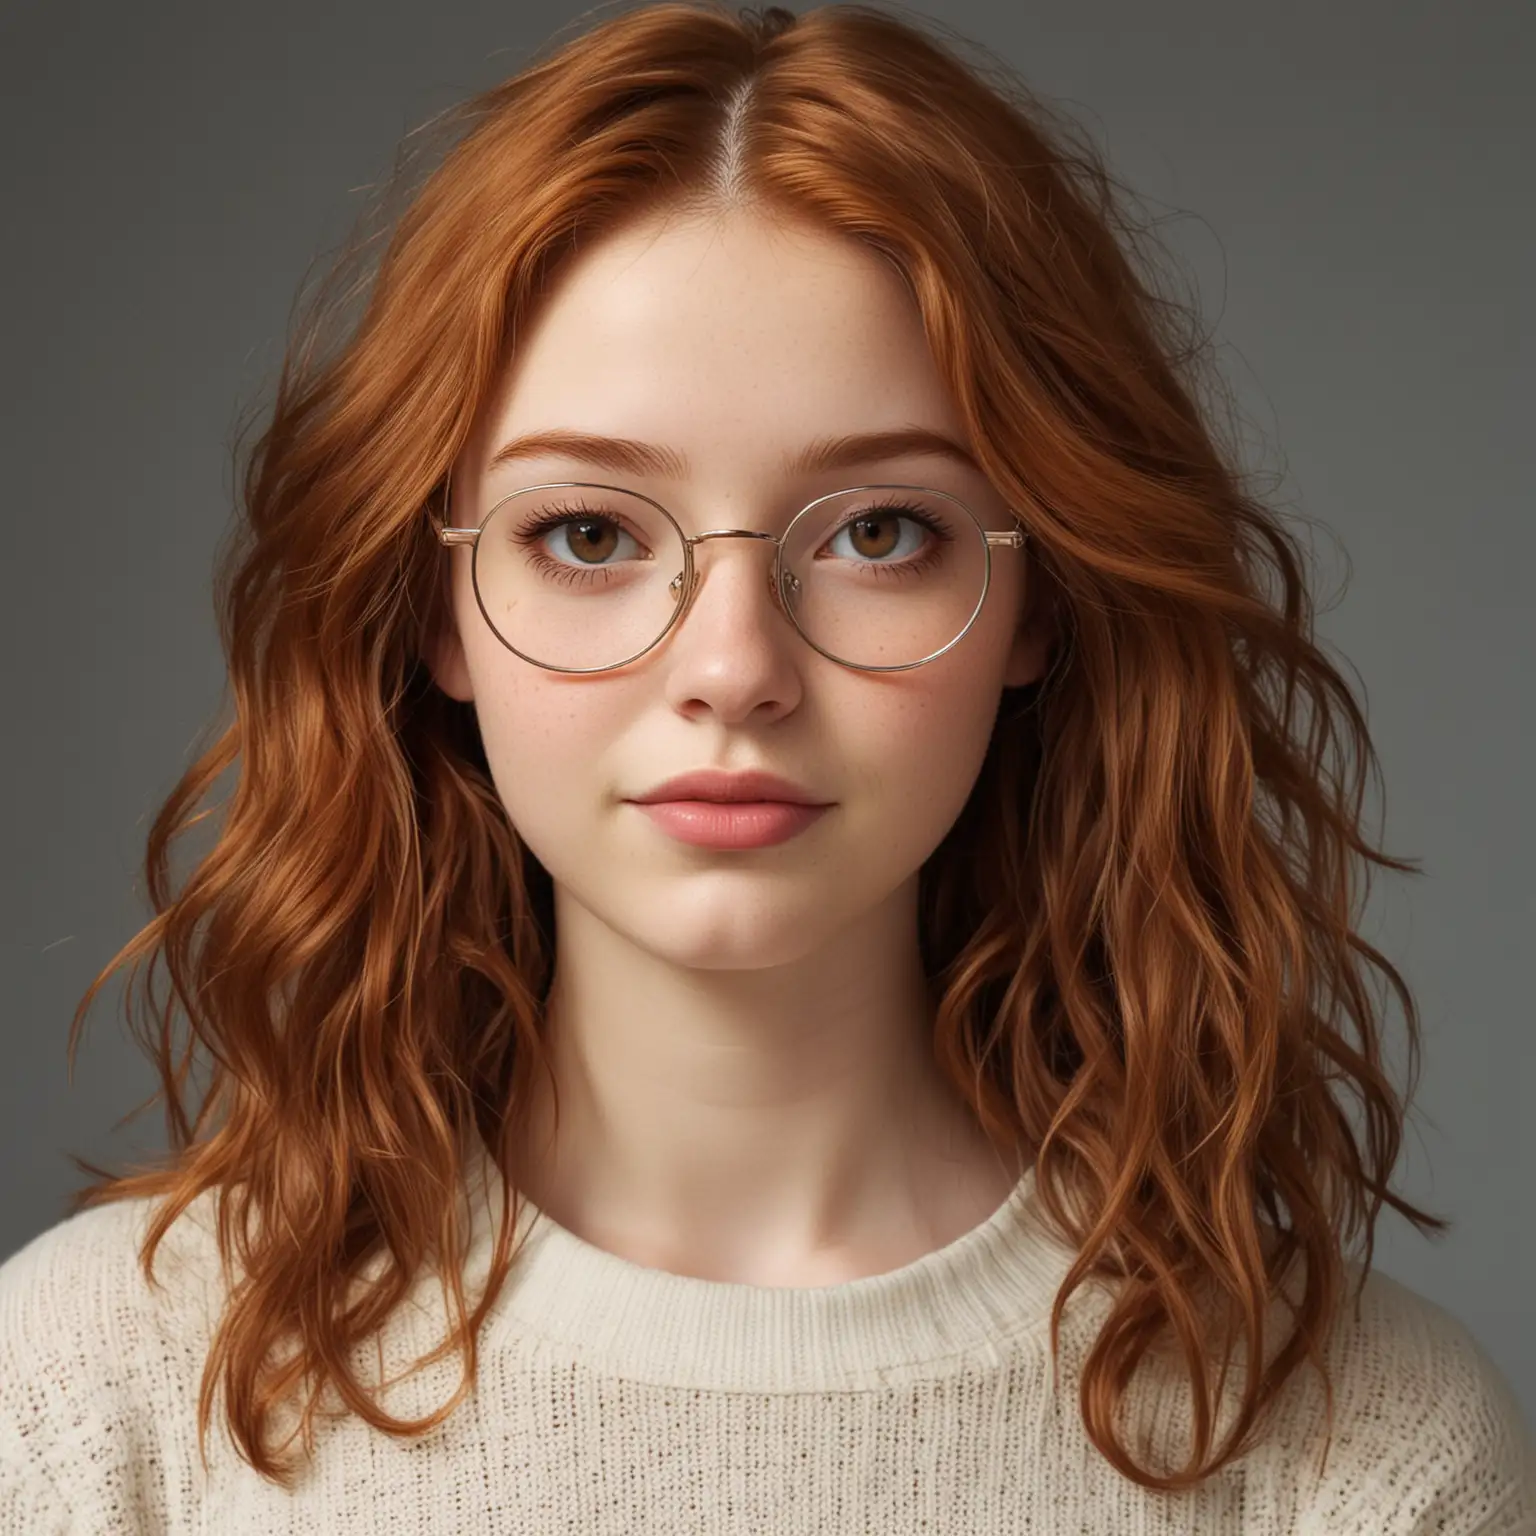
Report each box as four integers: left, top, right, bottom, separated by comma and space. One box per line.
422, 565, 476, 703
1002, 582, 1057, 689
426, 619, 476, 703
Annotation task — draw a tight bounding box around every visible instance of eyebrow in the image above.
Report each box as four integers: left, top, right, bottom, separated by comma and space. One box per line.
484, 426, 983, 479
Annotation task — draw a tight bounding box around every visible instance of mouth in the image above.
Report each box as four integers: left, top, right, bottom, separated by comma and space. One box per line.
629, 768, 829, 806
628, 798, 831, 850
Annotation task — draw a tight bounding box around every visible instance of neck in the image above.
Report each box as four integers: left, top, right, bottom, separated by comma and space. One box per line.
506, 875, 1025, 1287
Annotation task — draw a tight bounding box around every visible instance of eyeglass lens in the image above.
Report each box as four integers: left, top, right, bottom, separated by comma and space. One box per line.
469, 484, 994, 671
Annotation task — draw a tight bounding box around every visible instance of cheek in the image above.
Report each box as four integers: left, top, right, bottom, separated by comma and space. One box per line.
839, 664, 1003, 837
473, 694, 616, 885
459, 630, 613, 833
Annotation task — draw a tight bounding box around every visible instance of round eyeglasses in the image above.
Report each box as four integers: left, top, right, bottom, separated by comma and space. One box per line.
431, 481, 1029, 674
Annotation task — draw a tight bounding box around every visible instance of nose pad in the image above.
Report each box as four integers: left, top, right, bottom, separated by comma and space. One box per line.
667, 549, 796, 628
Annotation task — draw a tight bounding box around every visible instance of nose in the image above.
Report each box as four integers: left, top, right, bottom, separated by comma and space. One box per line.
652, 527, 809, 719
669, 528, 795, 634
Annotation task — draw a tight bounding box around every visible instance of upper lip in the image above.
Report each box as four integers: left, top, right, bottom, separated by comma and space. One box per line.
629, 769, 831, 806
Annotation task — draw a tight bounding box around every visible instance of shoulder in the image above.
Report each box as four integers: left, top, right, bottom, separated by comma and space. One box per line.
0, 1189, 228, 1530
1284, 1261, 1536, 1535
0, 1185, 226, 1359
0, 1195, 156, 1382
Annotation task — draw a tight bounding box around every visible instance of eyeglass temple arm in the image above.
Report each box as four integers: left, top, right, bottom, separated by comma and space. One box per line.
428, 513, 1028, 550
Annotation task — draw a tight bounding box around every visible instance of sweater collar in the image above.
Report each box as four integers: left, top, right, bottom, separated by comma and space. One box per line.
461, 1137, 1081, 1392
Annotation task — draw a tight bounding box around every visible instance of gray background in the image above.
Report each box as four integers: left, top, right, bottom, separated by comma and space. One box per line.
2, 0, 1531, 1422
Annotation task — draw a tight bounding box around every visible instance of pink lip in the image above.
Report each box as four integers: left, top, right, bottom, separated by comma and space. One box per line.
633, 800, 830, 849
631, 768, 827, 806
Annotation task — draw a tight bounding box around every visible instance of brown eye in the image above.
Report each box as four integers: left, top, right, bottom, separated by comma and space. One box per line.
561, 518, 622, 564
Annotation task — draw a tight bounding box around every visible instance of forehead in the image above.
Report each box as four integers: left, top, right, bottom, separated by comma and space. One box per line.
478, 208, 965, 461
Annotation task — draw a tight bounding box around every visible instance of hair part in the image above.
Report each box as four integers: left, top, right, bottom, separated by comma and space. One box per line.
63, 0, 1443, 1495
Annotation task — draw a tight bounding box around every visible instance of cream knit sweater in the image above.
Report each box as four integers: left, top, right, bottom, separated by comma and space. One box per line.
2, 1140, 1532, 1534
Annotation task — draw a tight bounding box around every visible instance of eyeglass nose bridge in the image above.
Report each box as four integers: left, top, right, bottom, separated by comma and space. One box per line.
667, 527, 799, 626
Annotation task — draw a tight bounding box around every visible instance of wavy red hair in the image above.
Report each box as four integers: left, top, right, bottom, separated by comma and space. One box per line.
62, 0, 1445, 1493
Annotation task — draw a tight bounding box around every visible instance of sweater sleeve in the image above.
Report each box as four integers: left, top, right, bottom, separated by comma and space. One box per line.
1393, 1349, 1536, 1536
0, 1201, 188, 1536
1290, 1274, 1536, 1536
0, 1242, 80, 1536
0, 1388, 72, 1536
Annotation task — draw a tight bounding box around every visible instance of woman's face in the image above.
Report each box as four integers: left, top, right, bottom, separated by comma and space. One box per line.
430, 205, 1049, 971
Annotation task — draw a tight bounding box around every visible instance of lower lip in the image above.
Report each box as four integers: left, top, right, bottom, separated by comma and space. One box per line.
630, 800, 831, 849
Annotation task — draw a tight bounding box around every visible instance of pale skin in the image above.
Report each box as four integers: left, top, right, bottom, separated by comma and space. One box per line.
427, 204, 1055, 1287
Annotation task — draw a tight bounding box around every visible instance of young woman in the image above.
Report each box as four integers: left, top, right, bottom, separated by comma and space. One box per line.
2, 3, 1530, 1531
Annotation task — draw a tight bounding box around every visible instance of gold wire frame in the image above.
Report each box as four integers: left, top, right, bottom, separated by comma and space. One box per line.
429, 480, 1029, 674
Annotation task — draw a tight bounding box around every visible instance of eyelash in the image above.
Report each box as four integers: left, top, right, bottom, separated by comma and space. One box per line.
505, 495, 956, 590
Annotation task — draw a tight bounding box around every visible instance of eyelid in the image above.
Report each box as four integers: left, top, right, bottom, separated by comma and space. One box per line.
483, 467, 989, 525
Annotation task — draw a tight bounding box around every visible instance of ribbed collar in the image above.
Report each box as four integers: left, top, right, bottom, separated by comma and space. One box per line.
461, 1138, 1082, 1392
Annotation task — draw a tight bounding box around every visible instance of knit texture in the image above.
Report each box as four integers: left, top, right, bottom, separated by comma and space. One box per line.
2, 1140, 1532, 1534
